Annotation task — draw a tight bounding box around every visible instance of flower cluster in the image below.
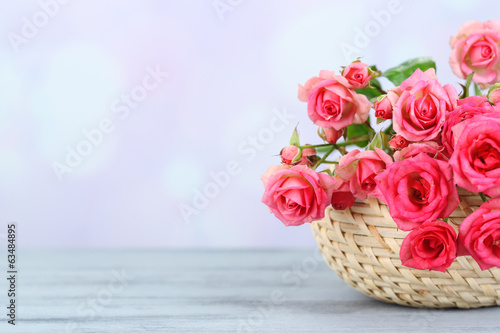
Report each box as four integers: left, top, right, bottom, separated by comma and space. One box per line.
261, 20, 500, 272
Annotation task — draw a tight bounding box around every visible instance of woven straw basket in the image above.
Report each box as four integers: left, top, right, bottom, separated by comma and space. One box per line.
311, 188, 500, 308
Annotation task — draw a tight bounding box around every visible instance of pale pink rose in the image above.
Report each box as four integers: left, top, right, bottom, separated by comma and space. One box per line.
280, 145, 301, 165
342, 61, 372, 89
298, 147, 317, 166
321, 127, 343, 144
261, 165, 291, 188
374, 95, 393, 119
393, 142, 448, 162
450, 20, 500, 89
388, 68, 458, 142
298, 71, 371, 130
458, 198, 500, 270
261, 165, 335, 226
375, 153, 459, 231
330, 176, 356, 210
441, 96, 492, 157
487, 83, 500, 104
400, 220, 457, 272
449, 114, 500, 196
336, 147, 393, 200
388, 135, 409, 149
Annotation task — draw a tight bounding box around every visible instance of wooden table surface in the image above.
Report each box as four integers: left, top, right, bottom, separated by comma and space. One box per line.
4, 249, 500, 333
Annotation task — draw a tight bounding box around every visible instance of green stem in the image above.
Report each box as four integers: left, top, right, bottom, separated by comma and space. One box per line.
479, 192, 488, 203
335, 135, 370, 147
313, 146, 335, 170
321, 161, 339, 164
298, 143, 333, 149
474, 83, 482, 96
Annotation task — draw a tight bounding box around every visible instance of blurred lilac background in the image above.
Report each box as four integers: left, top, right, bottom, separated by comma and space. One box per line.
0, 0, 498, 248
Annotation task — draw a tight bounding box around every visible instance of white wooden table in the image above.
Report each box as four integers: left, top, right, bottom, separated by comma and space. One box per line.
4, 249, 500, 332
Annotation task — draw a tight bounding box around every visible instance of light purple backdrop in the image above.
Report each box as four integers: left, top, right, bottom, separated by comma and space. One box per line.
0, 0, 497, 248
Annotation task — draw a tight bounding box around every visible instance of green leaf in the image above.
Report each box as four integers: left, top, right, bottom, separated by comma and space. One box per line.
346, 123, 370, 147
462, 72, 474, 98
289, 126, 300, 146
474, 83, 482, 96
382, 57, 436, 86
355, 88, 382, 101
369, 78, 382, 90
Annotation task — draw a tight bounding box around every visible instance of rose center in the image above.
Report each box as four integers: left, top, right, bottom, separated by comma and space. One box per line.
474, 142, 500, 171
333, 203, 346, 210
361, 177, 376, 192
409, 177, 430, 204
354, 73, 363, 81
482, 45, 493, 58
322, 100, 340, 119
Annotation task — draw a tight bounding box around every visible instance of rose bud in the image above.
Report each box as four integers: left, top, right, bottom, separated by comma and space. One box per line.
488, 83, 500, 104
342, 61, 372, 89
320, 127, 344, 144
374, 95, 393, 119
388, 135, 409, 149
331, 176, 356, 210
299, 147, 317, 166
280, 145, 301, 165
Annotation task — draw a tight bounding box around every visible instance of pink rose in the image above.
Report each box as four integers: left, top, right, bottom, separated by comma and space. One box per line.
488, 83, 500, 104
388, 135, 409, 149
441, 96, 492, 157
261, 165, 334, 226
298, 71, 371, 130
280, 145, 301, 165
375, 153, 459, 231
450, 20, 500, 89
400, 220, 457, 272
374, 95, 393, 119
336, 147, 393, 200
321, 127, 344, 144
298, 147, 317, 166
261, 165, 291, 188
449, 114, 500, 196
330, 176, 356, 210
393, 141, 448, 162
388, 68, 458, 142
458, 198, 500, 270
341, 61, 372, 89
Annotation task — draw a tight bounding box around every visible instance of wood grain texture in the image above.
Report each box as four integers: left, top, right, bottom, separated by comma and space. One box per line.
3, 249, 500, 332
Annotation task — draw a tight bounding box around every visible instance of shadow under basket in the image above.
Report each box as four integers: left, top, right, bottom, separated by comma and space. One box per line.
311, 188, 500, 309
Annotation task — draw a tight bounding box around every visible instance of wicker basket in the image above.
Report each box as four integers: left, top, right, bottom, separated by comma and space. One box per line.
311, 188, 500, 308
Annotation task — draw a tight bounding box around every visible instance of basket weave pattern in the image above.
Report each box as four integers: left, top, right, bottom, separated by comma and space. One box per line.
311, 188, 500, 308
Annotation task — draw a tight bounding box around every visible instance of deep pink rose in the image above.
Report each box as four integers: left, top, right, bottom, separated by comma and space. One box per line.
374, 95, 393, 119
261, 165, 334, 226
388, 68, 458, 142
400, 220, 457, 272
298, 70, 371, 130
280, 145, 301, 165
336, 147, 393, 200
450, 20, 500, 89
393, 142, 448, 162
449, 115, 500, 196
388, 135, 409, 149
342, 61, 372, 89
458, 198, 500, 270
321, 127, 343, 144
375, 153, 459, 231
488, 83, 500, 104
330, 176, 356, 210
441, 96, 492, 157
298, 147, 317, 166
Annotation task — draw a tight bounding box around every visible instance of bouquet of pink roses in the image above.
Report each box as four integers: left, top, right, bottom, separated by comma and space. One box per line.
262, 20, 500, 273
